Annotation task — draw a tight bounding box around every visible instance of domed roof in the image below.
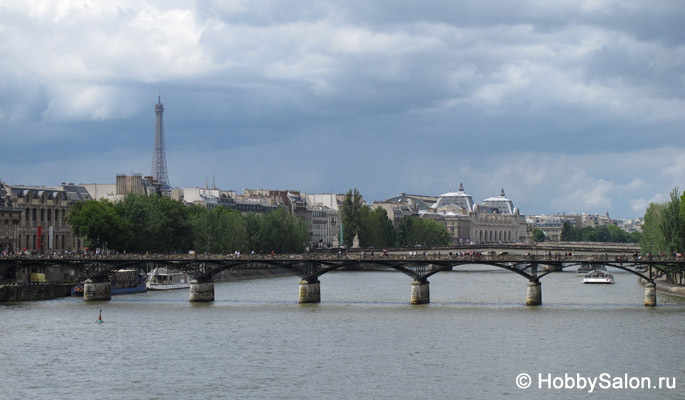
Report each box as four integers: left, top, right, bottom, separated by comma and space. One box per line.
434, 183, 474, 211
481, 188, 515, 214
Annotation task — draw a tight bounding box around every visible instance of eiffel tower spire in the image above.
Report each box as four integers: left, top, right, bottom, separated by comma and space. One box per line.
151, 91, 170, 188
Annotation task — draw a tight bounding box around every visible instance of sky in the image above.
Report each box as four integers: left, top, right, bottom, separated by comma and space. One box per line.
1, 0, 684, 219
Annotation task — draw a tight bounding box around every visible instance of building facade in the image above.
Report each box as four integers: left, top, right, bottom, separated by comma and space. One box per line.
175, 187, 278, 213
309, 205, 340, 248
83, 174, 162, 201
306, 193, 342, 248
0, 184, 22, 252
0, 182, 88, 253
413, 185, 528, 245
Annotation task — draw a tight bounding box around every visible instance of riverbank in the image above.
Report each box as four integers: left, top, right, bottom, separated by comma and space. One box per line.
0, 283, 73, 302
639, 276, 685, 297
1, 268, 296, 302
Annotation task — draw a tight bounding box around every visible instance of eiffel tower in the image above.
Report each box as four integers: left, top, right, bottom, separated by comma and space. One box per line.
151, 93, 170, 188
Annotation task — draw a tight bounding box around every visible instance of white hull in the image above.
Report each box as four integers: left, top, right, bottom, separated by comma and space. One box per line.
147, 267, 190, 290
583, 270, 615, 284
146, 282, 190, 290
583, 277, 615, 284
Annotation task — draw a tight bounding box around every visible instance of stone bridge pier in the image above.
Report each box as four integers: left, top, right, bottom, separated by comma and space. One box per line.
644, 282, 657, 306
526, 281, 542, 306
299, 279, 321, 303
190, 280, 215, 302
83, 278, 111, 301
411, 280, 430, 304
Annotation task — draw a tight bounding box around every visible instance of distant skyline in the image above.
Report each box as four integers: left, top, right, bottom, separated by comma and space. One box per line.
1, 1, 684, 219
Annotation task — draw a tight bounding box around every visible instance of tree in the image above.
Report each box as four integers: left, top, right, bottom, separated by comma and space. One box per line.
155, 195, 192, 252
607, 225, 628, 243
341, 188, 364, 247
661, 188, 685, 254
396, 216, 450, 247
531, 228, 546, 242
256, 207, 309, 253
370, 207, 395, 248
116, 194, 156, 252
112, 194, 192, 253
580, 227, 598, 242
560, 221, 579, 241
244, 212, 263, 253
358, 207, 395, 248
640, 202, 667, 254
595, 225, 611, 242
561, 221, 638, 244
189, 206, 247, 253
67, 199, 131, 251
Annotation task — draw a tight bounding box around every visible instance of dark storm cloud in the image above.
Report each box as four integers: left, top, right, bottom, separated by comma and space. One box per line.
1, 0, 684, 218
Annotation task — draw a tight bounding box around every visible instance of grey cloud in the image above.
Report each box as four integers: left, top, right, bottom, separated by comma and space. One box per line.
1, 1, 684, 219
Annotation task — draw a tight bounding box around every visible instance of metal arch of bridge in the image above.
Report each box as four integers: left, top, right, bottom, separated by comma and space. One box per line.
296, 259, 539, 283
534, 261, 659, 282
138, 257, 670, 291
2, 254, 683, 284
0, 258, 150, 282
136, 258, 539, 283
143, 258, 543, 284
215, 256, 680, 286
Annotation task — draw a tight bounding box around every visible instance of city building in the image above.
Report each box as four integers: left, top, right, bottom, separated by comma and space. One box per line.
82, 174, 159, 201
306, 193, 342, 248
528, 212, 642, 241
0, 181, 88, 253
173, 187, 278, 213
309, 205, 340, 248
0, 183, 22, 253
372, 194, 426, 227
383, 184, 530, 245
528, 215, 565, 241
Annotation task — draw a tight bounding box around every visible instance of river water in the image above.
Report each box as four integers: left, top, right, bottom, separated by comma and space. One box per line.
2, 268, 684, 399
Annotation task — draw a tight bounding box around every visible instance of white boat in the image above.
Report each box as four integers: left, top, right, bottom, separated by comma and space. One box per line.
577, 263, 605, 275
583, 269, 615, 284
146, 267, 191, 290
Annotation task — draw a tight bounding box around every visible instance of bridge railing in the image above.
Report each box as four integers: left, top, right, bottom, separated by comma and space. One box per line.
2, 252, 682, 264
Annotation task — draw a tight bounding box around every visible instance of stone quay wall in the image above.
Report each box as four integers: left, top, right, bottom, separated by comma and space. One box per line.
0, 284, 73, 302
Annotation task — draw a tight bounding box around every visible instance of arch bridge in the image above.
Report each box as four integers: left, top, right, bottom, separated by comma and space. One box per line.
2, 252, 683, 306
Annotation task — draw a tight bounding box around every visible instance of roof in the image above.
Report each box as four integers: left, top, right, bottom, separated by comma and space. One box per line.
481, 188, 515, 214
433, 183, 475, 212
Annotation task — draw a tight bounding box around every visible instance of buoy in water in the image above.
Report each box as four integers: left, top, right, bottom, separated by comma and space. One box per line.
96, 309, 103, 324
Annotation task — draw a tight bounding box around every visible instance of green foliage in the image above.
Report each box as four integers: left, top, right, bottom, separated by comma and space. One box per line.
249, 207, 310, 254
341, 188, 451, 248
661, 189, 685, 254
560, 222, 579, 241
341, 188, 450, 248
67, 199, 131, 250
396, 216, 450, 247
640, 202, 666, 253
68, 194, 309, 254
358, 207, 395, 248
560, 221, 640, 244
531, 228, 546, 242
115, 194, 191, 253
580, 227, 598, 242
189, 205, 247, 253
188, 205, 309, 254
341, 188, 364, 247
640, 188, 685, 255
